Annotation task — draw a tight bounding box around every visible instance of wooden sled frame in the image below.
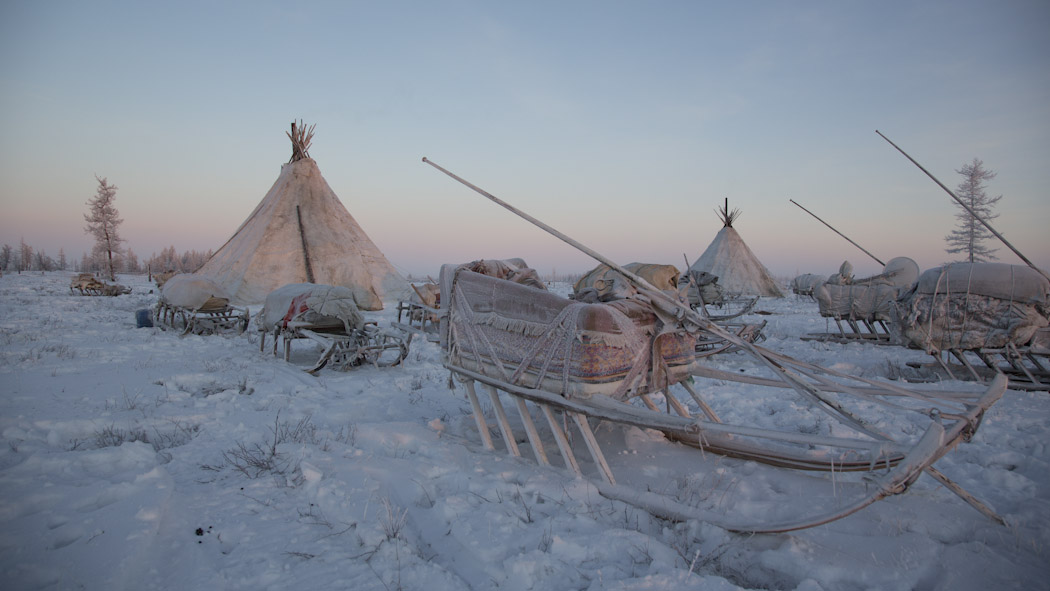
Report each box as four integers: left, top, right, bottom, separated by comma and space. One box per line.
440, 266, 1008, 532
802, 315, 896, 345
449, 361, 1006, 533
694, 320, 765, 358
908, 344, 1050, 391
394, 300, 442, 342
260, 320, 409, 374
694, 294, 758, 322
154, 300, 249, 336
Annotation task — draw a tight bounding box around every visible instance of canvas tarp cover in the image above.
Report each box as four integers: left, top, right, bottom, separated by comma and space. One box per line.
865, 257, 920, 288
259, 283, 364, 333
573, 263, 681, 302
680, 270, 724, 306
440, 265, 697, 400
792, 274, 825, 296
897, 263, 1050, 352
912, 262, 1048, 304
195, 158, 406, 308
160, 274, 231, 311
816, 283, 900, 322
815, 258, 919, 321
462, 258, 545, 290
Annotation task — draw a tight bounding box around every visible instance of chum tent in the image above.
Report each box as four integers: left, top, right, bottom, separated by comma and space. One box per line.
688, 201, 784, 298
196, 122, 408, 309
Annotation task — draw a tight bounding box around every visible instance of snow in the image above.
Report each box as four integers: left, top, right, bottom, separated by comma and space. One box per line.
1, 271, 1048, 590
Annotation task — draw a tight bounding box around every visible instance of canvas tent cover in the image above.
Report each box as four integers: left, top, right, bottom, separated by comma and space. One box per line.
897, 263, 1050, 352
689, 225, 783, 297
195, 154, 407, 308
160, 274, 232, 311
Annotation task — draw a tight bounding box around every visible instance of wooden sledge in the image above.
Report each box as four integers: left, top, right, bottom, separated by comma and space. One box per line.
70, 273, 131, 296
423, 157, 1009, 533
258, 283, 409, 373
804, 279, 904, 345
439, 264, 1006, 532
153, 274, 249, 336
393, 283, 442, 342
802, 316, 897, 344
262, 320, 409, 374
154, 298, 249, 335
696, 294, 759, 322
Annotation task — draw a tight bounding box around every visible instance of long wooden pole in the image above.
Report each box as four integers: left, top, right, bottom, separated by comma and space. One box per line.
876, 130, 1050, 281
789, 199, 884, 266
296, 205, 315, 283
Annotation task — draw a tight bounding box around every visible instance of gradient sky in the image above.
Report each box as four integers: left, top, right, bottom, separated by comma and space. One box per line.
1, 0, 1047, 280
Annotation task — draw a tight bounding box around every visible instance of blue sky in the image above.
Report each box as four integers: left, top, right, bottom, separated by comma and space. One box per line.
1, 0, 1047, 279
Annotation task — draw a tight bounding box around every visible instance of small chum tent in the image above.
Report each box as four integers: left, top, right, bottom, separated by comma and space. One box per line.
196, 122, 408, 309
688, 201, 784, 298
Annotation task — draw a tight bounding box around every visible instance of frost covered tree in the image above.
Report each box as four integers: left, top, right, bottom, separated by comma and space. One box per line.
945, 158, 1001, 263
57, 248, 67, 270
33, 249, 53, 272
79, 252, 93, 273
84, 176, 125, 281
123, 248, 140, 273
0, 244, 11, 271
19, 238, 33, 273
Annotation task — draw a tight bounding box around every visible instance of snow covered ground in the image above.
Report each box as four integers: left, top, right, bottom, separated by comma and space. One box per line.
1, 271, 1047, 590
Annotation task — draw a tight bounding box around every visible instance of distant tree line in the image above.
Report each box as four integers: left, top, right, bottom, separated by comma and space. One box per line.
2, 175, 213, 276
0, 240, 212, 276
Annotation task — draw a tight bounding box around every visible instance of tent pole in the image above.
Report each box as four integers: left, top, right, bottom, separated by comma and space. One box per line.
789, 199, 884, 266
876, 130, 1049, 281
296, 205, 315, 283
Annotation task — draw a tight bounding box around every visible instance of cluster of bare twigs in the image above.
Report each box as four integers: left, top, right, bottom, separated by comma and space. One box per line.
287, 120, 316, 162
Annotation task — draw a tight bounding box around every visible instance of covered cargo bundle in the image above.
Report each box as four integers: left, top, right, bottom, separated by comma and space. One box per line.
791, 273, 826, 297
258, 283, 365, 334
440, 264, 698, 400
816, 257, 919, 323
160, 274, 232, 311
258, 283, 408, 372
679, 270, 725, 308
573, 262, 680, 302
816, 283, 902, 323
897, 262, 1050, 352
461, 258, 545, 290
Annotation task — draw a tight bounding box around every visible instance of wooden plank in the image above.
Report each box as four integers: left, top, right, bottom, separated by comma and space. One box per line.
463, 380, 495, 451
513, 396, 549, 465
483, 383, 520, 457
540, 404, 580, 476
679, 379, 721, 423
571, 412, 615, 485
